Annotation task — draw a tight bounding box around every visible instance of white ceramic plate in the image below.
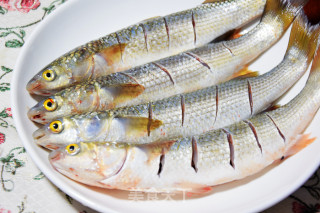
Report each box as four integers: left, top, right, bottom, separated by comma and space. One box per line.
11, 0, 320, 212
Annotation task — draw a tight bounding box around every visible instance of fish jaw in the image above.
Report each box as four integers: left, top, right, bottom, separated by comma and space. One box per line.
49, 142, 128, 187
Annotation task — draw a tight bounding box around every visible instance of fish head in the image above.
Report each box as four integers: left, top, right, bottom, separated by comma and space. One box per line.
26, 64, 73, 96
33, 118, 78, 150
49, 142, 127, 185
26, 50, 95, 95
28, 95, 70, 124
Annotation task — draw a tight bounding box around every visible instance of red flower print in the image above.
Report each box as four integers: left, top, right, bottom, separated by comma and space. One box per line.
5, 108, 12, 117
15, 0, 40, 13
0, 0, 40, 13
0, 208, 11, 213
0, 133, 5, 144
0, 0, 14, 11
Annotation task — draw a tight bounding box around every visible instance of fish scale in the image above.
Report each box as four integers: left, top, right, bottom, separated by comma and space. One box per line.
251, 48, 310, 113
33, 11, 320, 149
144, 18, 169, 54
267, 76, 320, 139
116, 25, 147, 64
215, 79, 251, 127
165, 12, 194, 51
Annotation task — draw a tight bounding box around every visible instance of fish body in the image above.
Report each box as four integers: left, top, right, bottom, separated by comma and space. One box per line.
34, 12, 320, 149
49, 40, 320, 191
28, 0, 305, 124
26, 0, 266, 95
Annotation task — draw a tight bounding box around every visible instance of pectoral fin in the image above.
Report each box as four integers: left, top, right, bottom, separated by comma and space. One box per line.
107, 84, 145, 107
117, 116, 163, 137
231, 65, 259, 79
140, 16, 162, 23
202, 0, 219, 3
99, 43, 127, 67
227, 28, 243, 40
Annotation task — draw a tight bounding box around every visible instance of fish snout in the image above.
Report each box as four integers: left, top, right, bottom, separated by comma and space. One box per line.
27, 107, 47, 124
26, 78, 42, 94
33, 128, 47, 142
33, 127, 64, 150
33, 128, 45, 139
26, 79, 55, 96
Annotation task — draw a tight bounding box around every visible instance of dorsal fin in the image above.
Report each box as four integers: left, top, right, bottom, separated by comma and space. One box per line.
202, 0, 220, 4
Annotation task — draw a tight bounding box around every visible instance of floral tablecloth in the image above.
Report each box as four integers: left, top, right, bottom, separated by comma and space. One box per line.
0, 0, 319, 212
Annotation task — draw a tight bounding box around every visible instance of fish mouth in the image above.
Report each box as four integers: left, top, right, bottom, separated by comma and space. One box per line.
26, 80, 42, 94
32, 128, 51, 148
45, 144, 61, 150
33, 129, 61, 150
26, 80, 55, 96
27, 108, 47, 124
33, 129, 45, 140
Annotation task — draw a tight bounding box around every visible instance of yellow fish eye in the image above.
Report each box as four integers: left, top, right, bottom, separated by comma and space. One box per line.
65, 144, 80, 155
49, 120, 63, 133
42, 70, 55, 81
43, 98, 57, 111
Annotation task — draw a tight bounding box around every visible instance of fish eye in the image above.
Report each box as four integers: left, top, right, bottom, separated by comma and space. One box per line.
49, 120, 63, 133
43, 98, 57, 111
42, 70, 56, 81
65, 143, 80, 155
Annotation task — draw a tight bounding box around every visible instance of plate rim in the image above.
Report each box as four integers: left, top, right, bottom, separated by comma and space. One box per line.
10, 0, 320, 212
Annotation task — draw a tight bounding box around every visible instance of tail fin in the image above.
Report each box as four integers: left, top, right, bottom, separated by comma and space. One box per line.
309, 38, 320, 75
262, 0, 307, 29
286, 11, 320, 64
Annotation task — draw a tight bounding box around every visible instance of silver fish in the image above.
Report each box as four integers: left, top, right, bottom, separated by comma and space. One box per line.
28, 0, 305, 124
34, 12, 320, 150
26, 0, 266, 96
